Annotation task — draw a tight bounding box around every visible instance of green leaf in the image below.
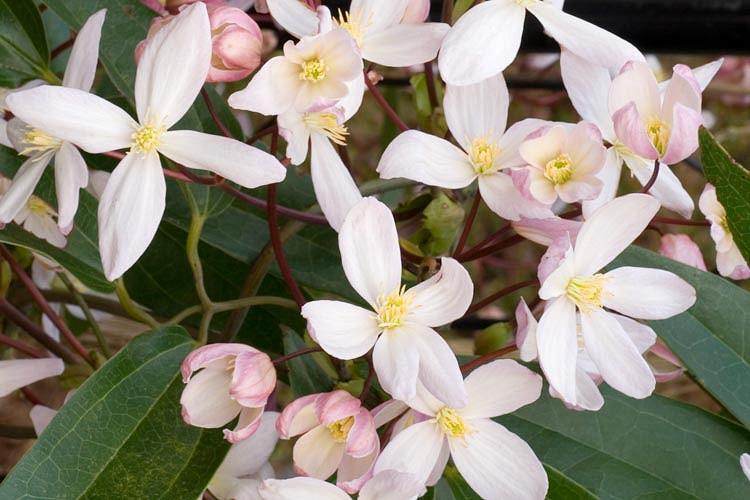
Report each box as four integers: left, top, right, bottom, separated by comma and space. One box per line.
545, 465, 596, 500
504, 385, 750, 499
0, 0, 51, 86
613, 246, 750, 428
443, 466, 479, 499
0, 326, 229, 499
282, 327, 334, 396
699, 126, 750, 262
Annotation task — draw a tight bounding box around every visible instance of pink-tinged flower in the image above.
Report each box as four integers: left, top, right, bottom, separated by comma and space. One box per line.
301, 198, 472, 407
741, 453, 750, 481
7, 4, 286, 280
259, 471, 425, 500
520, 122, 607, 205
649, 339, 684, 383
180, 343, 276, 443
228, 28, 362, 116
0, 10, 106, 235
207, 5, 263, 82
0, 358, 64, 398
208, 411, 279, 499
438, 0, 643, 86
659, 234, 707, 271
699, 184, 750, 280
375, 360, 548, 499
537, 194, 696, 406
0, 177, 67, 248
609, 60, 703, 165
377, 75, 553, 221
277, 390, 379, 493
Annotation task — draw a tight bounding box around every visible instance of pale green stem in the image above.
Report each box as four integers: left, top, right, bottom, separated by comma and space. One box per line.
114, 279, 159, 328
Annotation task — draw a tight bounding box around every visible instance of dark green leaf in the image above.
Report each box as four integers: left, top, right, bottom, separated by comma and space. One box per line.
443, 466, 479, 499
613, 246, 750, 428
545, 465, 597, 500
282, 327, 334, 396
699, 126, 750, 262
0, 326, 229, 498
0, 0, 51, 86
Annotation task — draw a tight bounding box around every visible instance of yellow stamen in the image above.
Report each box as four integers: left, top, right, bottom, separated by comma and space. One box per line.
327, 416, 355, 443
27, 195, 55, 217
544, 153, 574, 185
299, 58, 327, 82
20, 128, 61, 156
131, 124, 165, 154
375, 285, 412, 330
646, 117, 670, 156
336, 9, 366, 47
566, 274, 607, 312
436, 407, 470, 438
303, 112, 349, 145
469, 137, 500, 175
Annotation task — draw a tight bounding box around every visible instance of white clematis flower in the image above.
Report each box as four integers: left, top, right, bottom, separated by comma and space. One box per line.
259, 470, 425, 500
0, 357, 64, 398
438, 0, 644, 86
374, 360, 548, 500
699, 184, 750, 280
377, 75, 552, 221
0, 177, 67, 248
6, 3, 287, 280
536, 194, 696, 405
301, 197, 473, 407
0, 9, 106, 234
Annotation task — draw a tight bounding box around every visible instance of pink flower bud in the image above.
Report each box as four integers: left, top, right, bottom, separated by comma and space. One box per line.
658, 234, 707, 271
180, 343, 276, 443
207, 5, 263, 82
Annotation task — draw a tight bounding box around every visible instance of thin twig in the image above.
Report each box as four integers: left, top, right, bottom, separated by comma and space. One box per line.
360, 354, 375, 402
114, 279, 159, 328
465, 279, 539, 316
424, 62, 439, 110
0, 333, 45, 358
51, 35, 76, 59
453, 192, 481, 257
652, 216, 710, 227
461, 223, 512, 257
200, 88, 233, 138
267, 184, 306, 308
272, 346, 322, 365
641, 159, 661, 193
460, 344, 518, 373
363, 72, 409, 132
457, 234, 525, 262
220, 183, 329, 225
0, 298, 78, 364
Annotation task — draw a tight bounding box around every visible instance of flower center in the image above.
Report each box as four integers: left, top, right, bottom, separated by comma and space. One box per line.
375, 285, 412, 330
27, 195, 55, 217
327, 416, 355, 443
469, 137, 500, 175
299, 58, 327, 82
336, 10, 366, 47
646, 117, 670, 156
516, 0, 539, 7
436, 407, 469, 438
544, 153, 574, 185
566, 274, 607, 312
303, 112, 349, 145
20, 128, 62, 156
131, 124, 165, 154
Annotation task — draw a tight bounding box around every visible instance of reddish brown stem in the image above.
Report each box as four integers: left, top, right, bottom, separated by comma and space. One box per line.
51, 35, 75, 59
267, 184, 306, 307
272, 346, 322, 365
458, 234, 525, 262
652, 216, 710, 227
0, 298, 78, 364
465, 279, 539, 316
363, 72, 409, 132
424, 62, 439, 110
453, 192, 481, 257
461, 223, 512, 257
221, 184, 328, 225
641, 159, 660, 193
247, 125, 278, 145
360, 354, 375, 402
200, 88, 233, 138
102, 151, 125, 160
0, 333, 45, 358
461, 344, 518, 373
21, 387, 44, 406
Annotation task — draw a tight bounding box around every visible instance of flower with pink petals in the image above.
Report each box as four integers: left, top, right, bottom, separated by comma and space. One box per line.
206, 5, 263, 82
699, 184, 750, 280
180, 343, 276, 443
609, 60, 704, 165
520, 121, 607, 205
276, 390, 379, 493
659, 234, 707, 271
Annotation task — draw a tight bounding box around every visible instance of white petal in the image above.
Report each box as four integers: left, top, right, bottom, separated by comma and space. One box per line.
478, 172, 554, 221
134, 2, 211, 127
496, 118, 554, 169
359, 470, 426, 500
159, 130, 286, 188
602, 266, 696, 320
373, 331, 420, 402
310, 134, 362, 232
62, 9, 106, 91
438, 0, 526, 86
407, 258, 473, 327
218, 411, 279, 478
462, 359, 542, 419
362, 23, 449, 67
30, 405, 58, 436
573, 193, 660, 275
426, 439, 450, 487
613, 314, 656, 353
581, 148, 622, 218
377, 130, 475, 189
98, 152, 165, 280
0, 154, 50, 224
411, 324, 467, 408
623, 155, 694, 218
341, 75, 366, 121
529, 2, 643, 72
444, 74, 509, 151
572, 366, 604, 411
449, 419, 548, 500
351, 0, 409, 31
259, 477, 349, 500
228, 57, 300, 116
5, 86, 135, 153
293, 425, 345, 479
266, 0, 320, 38
54, 142, 88, 232
180, 367, 241, 428
741, 453, 750, 482
580, 309, 655, 399
0, 120, 10, 148
373, 421, 444, 485
21, 211, 67, 248
559, 50, 615, 140
301, 300, 379, 359
0, 358, 64, 398
690, 58, 724, 92
536, 297, 578, 405
338, 197, 402, 306
277, 109, 310, 165
515, 298, 539, 362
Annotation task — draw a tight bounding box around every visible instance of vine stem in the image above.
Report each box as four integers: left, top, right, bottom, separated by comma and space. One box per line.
363, 71, 409, 132
114, 279, 159, 328
461, 344, 519, 373
58, 273, 111, 358
457, 234, 525, 262
465, 279, 539, 316
652, 216, 710, 227
461, 223, 512, 257
641, 159, 661, 193
424, 62, 439, 110
453, 192, 482, 257
267, 184, 306, 308
0, 245, 93, 366
0, 333, 45, 358
200, 88, 233, 138
167, 296, 298, 325
272, 346, 322, 365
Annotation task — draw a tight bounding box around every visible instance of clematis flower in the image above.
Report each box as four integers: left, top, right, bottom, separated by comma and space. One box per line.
0, 358, 64, 398
536, 194, 696, 405
377, 75, 552, 221
259, 471, 426, 500
561, 51, 722, 218
208, 411, 279, 499
276, 390, 379, 493
0, 177, 67, 248
228, 27, 362, 116
659, 234, 707, 271
180, 342, 276, 443
438, 0, 643, 86
374, 360, 548, 499
609, 60, 704, 166
0, 10, 106, 234
742, 453, 750, 481
301, 197, 472, 407
519, 121, 607, 205
7, 3, 286, 280
699, 184, 750, 280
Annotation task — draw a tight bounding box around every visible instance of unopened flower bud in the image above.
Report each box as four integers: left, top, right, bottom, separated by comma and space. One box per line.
207, 5, 263, 82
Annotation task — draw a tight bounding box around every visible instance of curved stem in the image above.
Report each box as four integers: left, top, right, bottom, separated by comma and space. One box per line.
652, 216, 710, 227
457, 234, 525, 262
0, 333, 45, 358
114, 279, 159, 328
220, 183, 329, 225
272, 346, 323, 365
453, 192, 481, 257
465, 279, 539, 316
267, 184, 306, 308
641, 159, 661, 193
461, 223, 512, 258
363, 72, 409, 132
460, 344, 518, 373
200, 88, 233, 138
